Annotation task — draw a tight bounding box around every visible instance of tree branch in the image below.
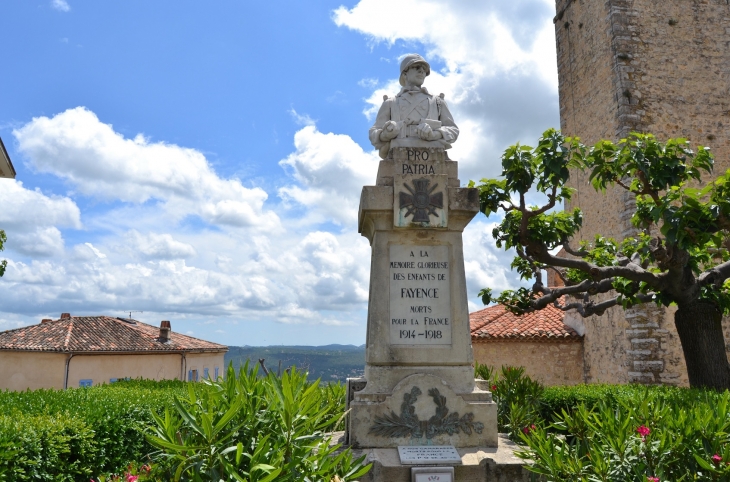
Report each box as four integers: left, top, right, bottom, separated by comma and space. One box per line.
562, 240, 588, 258
499, 203, 516, 213
526, 185, 558, 217
699, 259, 730, 288
553, 292, 655, 317
530, 278, 616, 310
530, 246, 665, 288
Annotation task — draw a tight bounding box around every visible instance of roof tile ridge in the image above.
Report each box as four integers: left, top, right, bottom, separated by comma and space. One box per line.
0, 322, 49, 336
471, 308, 511, 333
63, 319, 74, 349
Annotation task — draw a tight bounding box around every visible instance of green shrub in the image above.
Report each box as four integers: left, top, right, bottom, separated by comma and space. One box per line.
146, 362, 370, 481
0, 412, 96, 481
475, 363, 544, 439
538, 383, 724, 421
476, 364, 730, 480
517, 389, 730, 481
0, 379, 188, 477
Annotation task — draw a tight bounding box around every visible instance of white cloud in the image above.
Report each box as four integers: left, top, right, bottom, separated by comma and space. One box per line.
11, 228, 65, 257
0, 180, 80, 231
279, 124, 379, 226
51, 0, 70, 12
289, 109, 316, 127
333, 0, 556, 83
0, 180, 80, 256
14, 107, 281, 230
334, 0, 560, 185
125, 231, 196, 260
84, 243, 107, 259
0, 228, 372, 324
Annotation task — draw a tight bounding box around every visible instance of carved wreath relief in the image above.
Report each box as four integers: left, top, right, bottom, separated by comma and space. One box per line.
369, 386, 484, 439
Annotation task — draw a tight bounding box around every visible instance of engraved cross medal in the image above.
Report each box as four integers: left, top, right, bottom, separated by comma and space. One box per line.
399, 178, 443, 222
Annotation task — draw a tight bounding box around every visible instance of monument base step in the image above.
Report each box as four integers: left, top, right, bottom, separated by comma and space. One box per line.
332, 433, 533, 482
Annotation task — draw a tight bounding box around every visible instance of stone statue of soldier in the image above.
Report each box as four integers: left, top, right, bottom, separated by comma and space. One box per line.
369, 54, 459, 159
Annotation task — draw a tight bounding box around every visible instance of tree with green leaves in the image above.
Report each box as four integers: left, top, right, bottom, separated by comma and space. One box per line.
472, 129, 730, 390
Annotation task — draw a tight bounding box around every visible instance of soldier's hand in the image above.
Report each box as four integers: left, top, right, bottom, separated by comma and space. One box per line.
380, 121, 401, 141
417, 123, 443, 141
416, 122, 434, 140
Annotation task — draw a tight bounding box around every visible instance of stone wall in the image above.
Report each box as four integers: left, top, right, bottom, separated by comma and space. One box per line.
472, 340, 584, 386
554, 0, 730, 385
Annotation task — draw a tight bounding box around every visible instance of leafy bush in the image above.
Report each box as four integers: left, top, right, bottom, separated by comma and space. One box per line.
0, 370, 354, 481
475, 364, 730, 480
0, 380, 187, 479
0, 413, 96, 481
539, 383, 722, 421
0, 380, 191, 482
518, 389, 730, 481
475, 363, 544, 439
146, 362, 370, 481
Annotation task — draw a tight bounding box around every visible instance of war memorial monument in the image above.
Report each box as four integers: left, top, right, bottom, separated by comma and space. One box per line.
345, 55, 525, 481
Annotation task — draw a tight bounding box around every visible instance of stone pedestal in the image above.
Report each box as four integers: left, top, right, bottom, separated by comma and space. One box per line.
348, 147, 497, 450
350, 435, 531, 482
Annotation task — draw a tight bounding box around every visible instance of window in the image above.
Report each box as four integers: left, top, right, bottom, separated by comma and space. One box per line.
110, 378, 118, 383
188, 369, 198, 382
203, 368, 209, 379
79, 379, 92, 387
214, 366, 219, 380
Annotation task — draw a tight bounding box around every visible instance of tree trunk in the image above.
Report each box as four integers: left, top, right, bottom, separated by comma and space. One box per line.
674, 302, 730, 390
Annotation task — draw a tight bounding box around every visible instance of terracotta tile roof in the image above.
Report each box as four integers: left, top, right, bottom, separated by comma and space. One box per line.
0, 316, 227, 353
470, 301, 581, 342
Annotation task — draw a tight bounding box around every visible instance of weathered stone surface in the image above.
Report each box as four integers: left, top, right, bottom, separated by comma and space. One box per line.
473, 340, 585, 385
351, 143, 496, 452
347, 434, 532, 482
357, 228, 475, 372
350, 374, 496, 449
369, 54, 459, 159
553, 0, 730, 386
394, 174, 448, 228
389, 245, 451, 345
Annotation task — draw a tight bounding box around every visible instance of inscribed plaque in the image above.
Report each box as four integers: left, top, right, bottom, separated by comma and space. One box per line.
389, 245, 451, 345
398, 445, 461, 465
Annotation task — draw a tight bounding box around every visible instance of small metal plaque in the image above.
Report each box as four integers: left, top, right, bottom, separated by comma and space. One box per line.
411, 466, 455, 482
398, 445, 461, 465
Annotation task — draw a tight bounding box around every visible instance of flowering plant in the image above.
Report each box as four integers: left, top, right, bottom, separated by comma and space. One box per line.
516, 388, 730, 481
92, 462, 153, 482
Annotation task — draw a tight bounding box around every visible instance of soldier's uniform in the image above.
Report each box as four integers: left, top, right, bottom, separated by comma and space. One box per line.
369, 54, 459, 158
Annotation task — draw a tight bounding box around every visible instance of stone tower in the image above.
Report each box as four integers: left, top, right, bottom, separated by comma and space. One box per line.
554, 0, 730, 385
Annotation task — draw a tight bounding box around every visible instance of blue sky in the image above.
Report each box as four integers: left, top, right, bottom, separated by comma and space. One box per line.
0, 0, 559, 345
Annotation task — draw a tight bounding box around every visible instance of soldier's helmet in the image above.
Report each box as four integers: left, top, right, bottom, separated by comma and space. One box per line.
399, 54, 431, 86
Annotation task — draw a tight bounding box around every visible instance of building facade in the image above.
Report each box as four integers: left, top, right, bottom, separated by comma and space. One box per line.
0, 314, 227, 390
0, 137, 15, 179
470, 303, 585, 385
553, 0, 730, 385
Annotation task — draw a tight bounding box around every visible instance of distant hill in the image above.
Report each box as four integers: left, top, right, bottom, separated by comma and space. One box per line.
224, 345, 365, 382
